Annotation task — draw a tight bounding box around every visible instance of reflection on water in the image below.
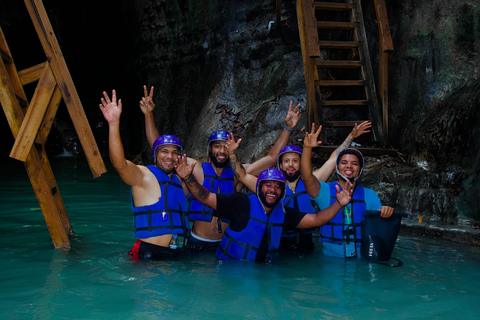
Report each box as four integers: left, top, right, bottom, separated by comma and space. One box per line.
1, 157, 479, 319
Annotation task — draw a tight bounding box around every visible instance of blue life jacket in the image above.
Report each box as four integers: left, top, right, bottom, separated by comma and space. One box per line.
217, 193, 285, 262
281, 178, 319, 239
132, 166, 189, 238
188, 162, 234, 222
319, 182, 365, 246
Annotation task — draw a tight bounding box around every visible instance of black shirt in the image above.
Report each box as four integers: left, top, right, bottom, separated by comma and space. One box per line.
214, 192, 308, 262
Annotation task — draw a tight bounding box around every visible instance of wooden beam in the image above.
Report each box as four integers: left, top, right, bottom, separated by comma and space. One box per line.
24, 0, 106, 178
24, 147, 72, 248
36, 85, 62, 145
18, 62, 47, 85
10, 62, 56, 161
379, 50, 389, 144
374, 0, 393, 144
0, 28, 29, 106
374, 0, 394, 52
300, 0, 320, 58
1, 57, 71, 249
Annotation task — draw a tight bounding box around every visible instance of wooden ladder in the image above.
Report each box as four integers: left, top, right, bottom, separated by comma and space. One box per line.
0, 0, 106, 250
297, 0, 393, 149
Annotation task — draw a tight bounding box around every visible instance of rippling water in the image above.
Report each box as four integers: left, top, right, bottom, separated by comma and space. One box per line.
1, 157, 479, 319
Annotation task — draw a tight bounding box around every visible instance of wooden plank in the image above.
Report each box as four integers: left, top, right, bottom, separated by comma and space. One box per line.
374, 0, 394, 52
0, 47, 13, 64
38, 145, 73, 236
317, 21, 358, 29
374, 0, 392, 144
24, 0, 106, 178
1, 58, 70, 249
315, 60, 363, 68
18, 62, 47, 85
0, 61, 27, 139
302, 0, 320, 58
10, 62, 56, 162
297, 0, 320, 129
0, 27, 29, 106
314, 2, 355, 11
316, 79, 364, 86
322, 120, 370, 127
24, 148, 71, 249
307, 57, 319, 127
379, 50, 389, 144
321, 100, 368, 106
36, 85, 62, 144
318, 40, 360, 48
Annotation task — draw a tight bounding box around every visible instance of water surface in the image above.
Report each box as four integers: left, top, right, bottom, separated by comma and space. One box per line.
1, 157, 479, 319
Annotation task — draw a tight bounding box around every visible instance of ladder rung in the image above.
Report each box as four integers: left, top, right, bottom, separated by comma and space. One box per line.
317, 21, 358, 30
316, 80, 364, 86
320, 100, 368, 106
18, 62, 47, 86
314, 2, 356, 11
322, 121, 370, 127
315, 60, 363, 68
318, 40, 360, 48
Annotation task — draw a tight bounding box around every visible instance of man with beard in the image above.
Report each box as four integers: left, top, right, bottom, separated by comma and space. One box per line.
277, 121, 372, 253
301, 125, 394, 258
140, 86, 301, 251
174, 155, 353, 263
99, 90, 189, 260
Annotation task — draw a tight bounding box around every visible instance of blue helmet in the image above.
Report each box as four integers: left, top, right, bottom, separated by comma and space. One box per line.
277, 145, 302, 169
336, 147, 364, 183
152, 135, 183, 164
208, 130, 230, 144
207, 130, 230, 154
256, 168, 286, 200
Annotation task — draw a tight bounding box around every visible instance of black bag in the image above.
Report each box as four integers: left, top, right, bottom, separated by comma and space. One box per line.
361, 211, 412, 267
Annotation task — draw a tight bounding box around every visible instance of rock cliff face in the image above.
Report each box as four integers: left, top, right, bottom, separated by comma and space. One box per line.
130, 0, 306, 162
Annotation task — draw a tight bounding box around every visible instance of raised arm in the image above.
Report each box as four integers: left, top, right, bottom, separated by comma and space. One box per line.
297, 182, 353, 229
100, 90, 144, 186
244, 100, 301, 176
226, 133, 258, 192
175, 154, 218, 210
313, 121, 372, 182
300, 123, 323, 198
139, 85, 161, 149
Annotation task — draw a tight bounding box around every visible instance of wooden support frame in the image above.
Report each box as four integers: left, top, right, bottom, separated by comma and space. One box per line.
0, 0, 107, 250
374, 0, 394, 145
297, 0, 320, 129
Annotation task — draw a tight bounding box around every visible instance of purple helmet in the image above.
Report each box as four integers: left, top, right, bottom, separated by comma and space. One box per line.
336, 147, 364, 183
277, 145, 302, 169
207, 130, 230, 154
256, 168, 286, 200
152, 134, 183, 164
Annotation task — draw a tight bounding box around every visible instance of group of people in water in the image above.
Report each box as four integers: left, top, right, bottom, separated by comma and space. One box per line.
98, 86, 394, 263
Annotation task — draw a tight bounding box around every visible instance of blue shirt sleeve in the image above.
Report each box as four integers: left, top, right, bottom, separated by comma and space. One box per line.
363, 187, 382, 211
312, 181, 332, 210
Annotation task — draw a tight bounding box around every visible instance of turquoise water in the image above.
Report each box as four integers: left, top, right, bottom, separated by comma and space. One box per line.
1, 157, 479, 319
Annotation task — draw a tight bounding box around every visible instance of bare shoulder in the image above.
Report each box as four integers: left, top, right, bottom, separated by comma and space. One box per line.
136, 165, 158, 189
